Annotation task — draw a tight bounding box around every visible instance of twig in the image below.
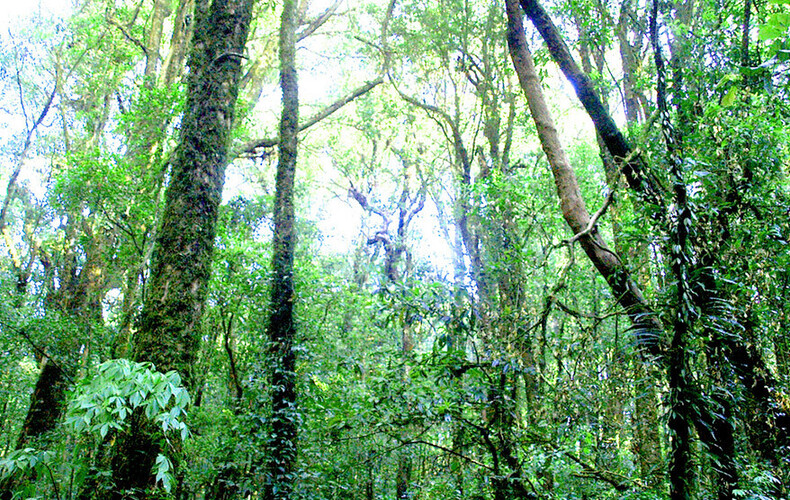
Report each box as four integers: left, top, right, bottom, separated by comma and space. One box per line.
407, 439, 493, 470
561, 187, 616, 246
564, 450, 636, 491
238, 77, 383, 157
211, 52, 248, 66
0, 320, 75, 384
0, 83, 57, 232
297, 0, 341, 41
106, 16, 148, 56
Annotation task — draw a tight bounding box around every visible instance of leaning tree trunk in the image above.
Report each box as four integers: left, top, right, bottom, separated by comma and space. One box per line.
505, 0, 663, 356
517, 0, 664, 209
515, 0, 790, 462
106, 0, 254, 497
264, 0, 299, 498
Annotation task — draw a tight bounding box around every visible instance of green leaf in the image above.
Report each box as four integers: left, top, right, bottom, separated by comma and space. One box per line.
155, 454, 170, 473
721, 87, 737, 107
759, 24, 784, 41
154, 454, 174, 493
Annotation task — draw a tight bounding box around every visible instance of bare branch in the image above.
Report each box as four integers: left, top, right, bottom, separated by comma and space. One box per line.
562, 187, 616, 246
106, 15, 149, 57
348, 182, 389, 223
297, 0, 341, 41
238, 0, 397, 158
238, 77, 383, 157
0, 320, 75, 384
0, 84, 56, 232
407, 439, 494, 471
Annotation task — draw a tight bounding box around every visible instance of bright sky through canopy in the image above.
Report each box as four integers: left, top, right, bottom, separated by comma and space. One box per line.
0, 0, 70, 30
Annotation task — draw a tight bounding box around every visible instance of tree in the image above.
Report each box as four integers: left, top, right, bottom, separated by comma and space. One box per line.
0, 3, 178, 495
263, 0, 299, 497
106, 0, 255, 496
513, 0, 790, 495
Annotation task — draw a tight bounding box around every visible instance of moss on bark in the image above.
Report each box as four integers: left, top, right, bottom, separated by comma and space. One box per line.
107, 0, 255, 497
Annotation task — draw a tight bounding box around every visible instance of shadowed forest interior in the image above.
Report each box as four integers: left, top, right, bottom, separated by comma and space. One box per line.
1, 0, 789, 498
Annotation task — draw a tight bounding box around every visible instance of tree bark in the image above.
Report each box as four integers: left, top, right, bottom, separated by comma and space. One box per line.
106, 0, 255, 496
518, 0, 664, 208
741, 0, 751, 67
264, 0, 299, 497
161, 0, 195, 88
142, 0, 169, 84
505, 0, 663, 357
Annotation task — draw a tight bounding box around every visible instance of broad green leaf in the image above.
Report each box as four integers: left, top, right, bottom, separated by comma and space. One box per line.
721, 87, 737, 107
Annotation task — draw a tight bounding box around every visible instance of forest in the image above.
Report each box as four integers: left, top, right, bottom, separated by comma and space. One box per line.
0, 0, 789, 497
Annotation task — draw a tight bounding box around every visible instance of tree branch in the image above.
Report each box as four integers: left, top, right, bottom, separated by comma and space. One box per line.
238, 77, 383, 157
518, 0, 665, 208
561, 187, 615, 246
564, 450, 634, 491
106, 15, 149, 57
297, 0, 341, 41
0, 320, 75, 384
407, 439, 494, 471
0, 83, 56, 233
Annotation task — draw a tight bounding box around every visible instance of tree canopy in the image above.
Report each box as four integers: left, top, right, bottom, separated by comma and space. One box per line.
0, 0, 789, 498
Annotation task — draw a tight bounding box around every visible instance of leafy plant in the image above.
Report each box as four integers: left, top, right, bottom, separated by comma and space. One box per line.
0, 448, 58, 498
0, 360, 191, 498
65, 359, 191, 493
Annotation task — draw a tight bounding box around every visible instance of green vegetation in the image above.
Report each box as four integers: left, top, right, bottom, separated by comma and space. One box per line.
0, 0, 788, 498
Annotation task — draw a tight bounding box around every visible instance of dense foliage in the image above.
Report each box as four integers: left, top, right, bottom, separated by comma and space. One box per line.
0, 0, 788, 498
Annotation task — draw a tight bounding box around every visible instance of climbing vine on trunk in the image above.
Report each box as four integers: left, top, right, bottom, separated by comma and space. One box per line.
264, 0, 300, 497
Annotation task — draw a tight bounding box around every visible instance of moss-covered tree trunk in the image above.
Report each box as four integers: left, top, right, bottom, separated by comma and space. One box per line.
107, 0, 254, 496
265, 0, 299, 497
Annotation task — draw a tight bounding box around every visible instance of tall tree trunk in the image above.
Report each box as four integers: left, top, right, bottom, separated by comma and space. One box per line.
632, 362, 662, 483
610, 2, 664, 480
143, 0, 169, 84
506, 8, 672, 495
162, 0, 195, 88
617, 0, 648, 124
516, 0, 790, 464
650, 4, 696, 497
264, 0, 299, 497
106, 0, 254, 496
505, 0, 663, 357
518, 0, 664, 208
350, 155, 426, 497
741, 0, 751, 68
1, 227, 106, 500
